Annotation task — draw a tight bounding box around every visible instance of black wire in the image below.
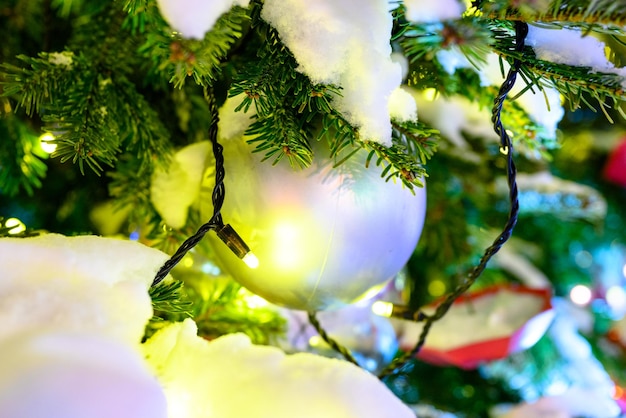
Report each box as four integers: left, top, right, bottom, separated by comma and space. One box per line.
152, 92, 226, 287
378, 21, 527, 380
307, 311, 360, 366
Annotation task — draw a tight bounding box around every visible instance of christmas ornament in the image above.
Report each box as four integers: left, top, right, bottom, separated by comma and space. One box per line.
390, 285, 554, 369
156, 0, 250, 39
604, 139, 626, 187
142, 318, 414, 418
201, 139, 426, 311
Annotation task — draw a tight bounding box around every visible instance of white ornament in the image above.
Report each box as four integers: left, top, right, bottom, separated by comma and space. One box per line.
201, 139, 426, 311
156, 0, 250, 39
143, 319, 414, 418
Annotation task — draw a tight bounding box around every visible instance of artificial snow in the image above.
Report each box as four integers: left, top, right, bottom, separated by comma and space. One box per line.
143, 319, 414, 418
156, 0, 250, 39
527, 25, 626, 86
0, 234, 170, 417
388, 87, 418, 122
261, 0, 413, 145
0, 331, 167, 418
0, 234, 167, 345
402, 0, 465, 23
151, 141, 211, 229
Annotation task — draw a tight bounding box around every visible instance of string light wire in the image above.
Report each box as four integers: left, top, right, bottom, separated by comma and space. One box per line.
377, 21, 527, 379
152, 91, 253, 287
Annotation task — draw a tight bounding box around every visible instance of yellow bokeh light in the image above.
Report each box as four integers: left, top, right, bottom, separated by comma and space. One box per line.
423, 88, 438, 101
428, 279, 446, 297
271, 221, 303, 270
242, 252, 259, 269
244, 294, 269, 309
39, 132, 57, 154
5, 218, 26, 234
371, 300, 394, 318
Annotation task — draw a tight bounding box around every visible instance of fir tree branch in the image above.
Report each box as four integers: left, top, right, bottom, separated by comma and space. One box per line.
480, 0, 626, 31
490, 23, 626, 121
2, 4, 173, 176
139, 5, 249, 88
149, 278, 193, 316
399, 16, 494, 65
0, 114, 48, 196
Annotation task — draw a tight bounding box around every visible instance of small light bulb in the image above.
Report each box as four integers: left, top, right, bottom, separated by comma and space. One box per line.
5, 218, 26, 234
39, 133, 57, 153
570, 284, 592, 306
242, 252, 259, 269
372, 301, 394, 317
372, 301, 426, 321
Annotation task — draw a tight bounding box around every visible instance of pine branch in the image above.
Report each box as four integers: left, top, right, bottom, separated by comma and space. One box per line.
392, 119, 439, 165
399, 16, 494, 65
138, 5, 249, 88
2, 5, 173, 176
149, 278, 193, 316
0, 113, 48, 196
229, 19, 328, 167
490, 23, 626, 121
480, 0, 626, 31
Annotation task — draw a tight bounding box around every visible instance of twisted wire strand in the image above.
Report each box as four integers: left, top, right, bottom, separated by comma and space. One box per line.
152, 92, 225, 287
378, 21, 527, 379
307, 311, 360, 366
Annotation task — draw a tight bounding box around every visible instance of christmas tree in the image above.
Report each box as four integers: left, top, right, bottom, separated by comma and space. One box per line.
2, 0, 626, 416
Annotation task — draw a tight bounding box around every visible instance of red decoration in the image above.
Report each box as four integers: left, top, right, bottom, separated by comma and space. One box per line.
396, 285, 554, 369
603, 139, 626, 187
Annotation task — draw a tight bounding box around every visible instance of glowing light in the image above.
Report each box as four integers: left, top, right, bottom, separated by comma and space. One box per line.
242, 252, 259, 269
428, 279, 446, 297
39, 133, 57, 153
423, 88, 438, 101
271, 222, 303, 269
606, 286, 626, 312
243, 293, 269, 309
5, 218, 26, 234
622, 263, 626, 278
182, 254, 194, 268
308, 335, 324, 348
570, 284, 592, 306
371, 301, 394, 318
